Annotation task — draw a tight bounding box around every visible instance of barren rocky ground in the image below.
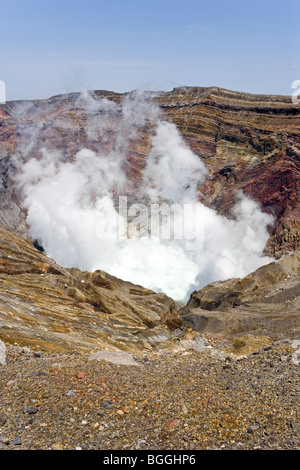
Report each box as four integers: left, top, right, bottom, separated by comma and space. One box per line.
0, 337, 299, 451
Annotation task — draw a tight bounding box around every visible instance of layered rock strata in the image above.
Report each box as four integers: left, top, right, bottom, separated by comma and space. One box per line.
0, 225, 184, 353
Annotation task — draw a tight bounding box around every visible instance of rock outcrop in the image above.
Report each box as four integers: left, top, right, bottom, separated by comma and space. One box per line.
0, 224, 184, 353
179, 250, 300, 339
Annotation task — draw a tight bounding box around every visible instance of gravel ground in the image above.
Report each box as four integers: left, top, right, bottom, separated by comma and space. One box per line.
0, 339, 299, 451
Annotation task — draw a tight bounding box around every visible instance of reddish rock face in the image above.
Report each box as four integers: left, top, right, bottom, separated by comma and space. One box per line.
157, 87, 300, 257
0, 86, 299, 256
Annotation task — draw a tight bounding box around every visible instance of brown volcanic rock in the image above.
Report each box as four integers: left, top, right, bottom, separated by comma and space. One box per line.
179, 250, 300, 339
0, 224, 184, 353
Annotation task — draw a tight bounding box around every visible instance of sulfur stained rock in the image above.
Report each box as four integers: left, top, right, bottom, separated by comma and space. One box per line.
0, 224, 183, 354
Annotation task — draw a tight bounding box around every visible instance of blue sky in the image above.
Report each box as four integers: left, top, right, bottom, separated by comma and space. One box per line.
0, 0, 299, 100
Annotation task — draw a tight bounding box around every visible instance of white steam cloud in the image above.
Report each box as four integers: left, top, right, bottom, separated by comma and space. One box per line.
14, 91, 274, 302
